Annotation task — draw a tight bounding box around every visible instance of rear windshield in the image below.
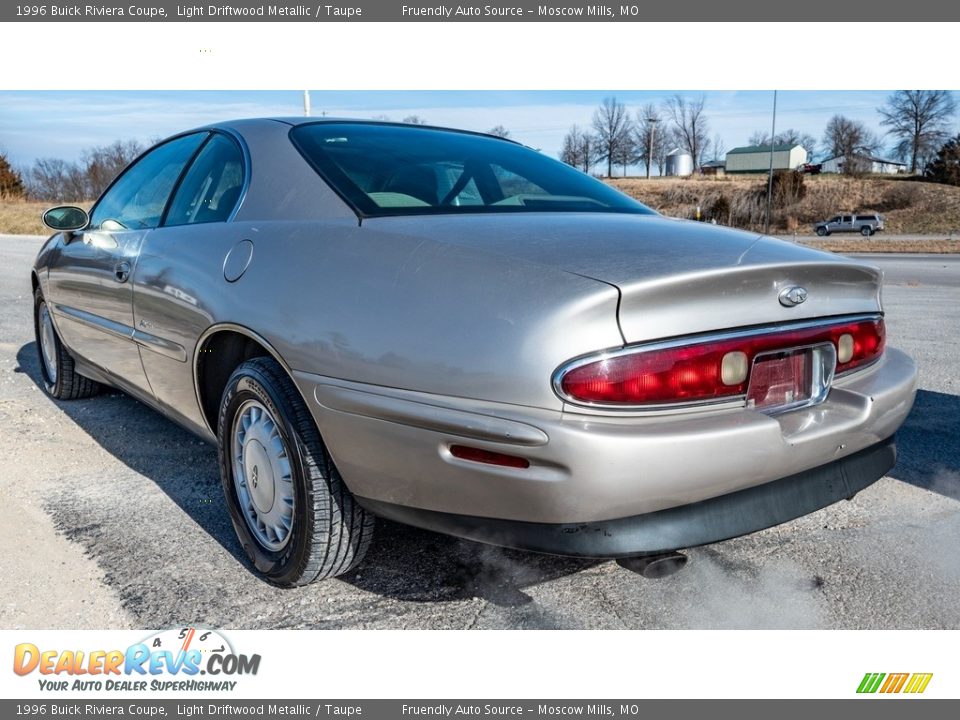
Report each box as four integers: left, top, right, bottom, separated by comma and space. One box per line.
290, 122, 655, 218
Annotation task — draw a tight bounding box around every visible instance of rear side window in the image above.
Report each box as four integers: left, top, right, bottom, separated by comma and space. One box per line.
165, 134, 244, 226
856, 214, 877, 222
290, 122, 654, 218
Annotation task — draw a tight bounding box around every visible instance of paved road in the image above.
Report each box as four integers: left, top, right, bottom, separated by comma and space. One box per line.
1, 236, 958, 630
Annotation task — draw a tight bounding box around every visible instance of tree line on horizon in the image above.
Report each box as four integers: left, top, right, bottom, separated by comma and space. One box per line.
2, 92, 960, 204
560, 90, 958, 180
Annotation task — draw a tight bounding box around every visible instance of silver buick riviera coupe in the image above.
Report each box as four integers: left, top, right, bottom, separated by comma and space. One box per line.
32, 119, 917, 584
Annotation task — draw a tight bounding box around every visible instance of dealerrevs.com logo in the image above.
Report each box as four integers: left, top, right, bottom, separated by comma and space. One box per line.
857, 673, 933, 694
13, 627, 260, 692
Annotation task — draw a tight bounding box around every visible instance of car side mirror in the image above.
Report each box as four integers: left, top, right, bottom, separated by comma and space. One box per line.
42, 206, 89, 233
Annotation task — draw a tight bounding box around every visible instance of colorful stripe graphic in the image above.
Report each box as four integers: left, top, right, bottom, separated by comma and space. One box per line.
857, 672, 932, 694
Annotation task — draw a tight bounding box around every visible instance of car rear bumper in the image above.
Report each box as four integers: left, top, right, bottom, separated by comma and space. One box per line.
357, 436, 895, 557
294, 345, 917, 527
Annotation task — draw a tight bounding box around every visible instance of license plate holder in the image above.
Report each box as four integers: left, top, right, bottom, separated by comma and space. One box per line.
747, 343, 836, 414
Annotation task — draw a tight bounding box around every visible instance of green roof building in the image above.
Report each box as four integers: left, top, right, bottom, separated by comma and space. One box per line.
724, 143, 808, 174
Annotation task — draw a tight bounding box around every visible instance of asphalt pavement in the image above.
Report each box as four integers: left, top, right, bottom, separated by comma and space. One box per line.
1, 235, 957, 630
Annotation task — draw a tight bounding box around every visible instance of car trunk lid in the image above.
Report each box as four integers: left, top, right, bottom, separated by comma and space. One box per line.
365, 213, 882, 343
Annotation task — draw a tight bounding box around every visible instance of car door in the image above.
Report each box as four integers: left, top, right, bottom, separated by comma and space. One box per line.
131, 132, 248, 432
46, 132, 208, 397
841, 214, 853, 232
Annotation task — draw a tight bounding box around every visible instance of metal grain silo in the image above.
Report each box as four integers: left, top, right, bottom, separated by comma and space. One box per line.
665, 148, 693, 177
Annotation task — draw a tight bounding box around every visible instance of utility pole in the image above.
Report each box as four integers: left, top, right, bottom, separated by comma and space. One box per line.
303, 90, 311, 117
646, 117, 658, 179
764, 90, 777, 235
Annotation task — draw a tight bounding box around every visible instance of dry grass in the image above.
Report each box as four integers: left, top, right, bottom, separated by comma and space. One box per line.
2, 180, 960, 254
798, 238, 960, 254
608, 174, 960, 235
0, 201, 54, 235
0, 200, 91, 236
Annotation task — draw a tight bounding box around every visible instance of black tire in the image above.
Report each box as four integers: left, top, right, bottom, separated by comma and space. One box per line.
33, 288, 100, 400
816, 227, 827, 237
217, 357, 375, 585
860, 226, 873, 236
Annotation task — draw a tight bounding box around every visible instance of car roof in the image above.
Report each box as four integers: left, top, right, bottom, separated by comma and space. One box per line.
200, 117, 520, 145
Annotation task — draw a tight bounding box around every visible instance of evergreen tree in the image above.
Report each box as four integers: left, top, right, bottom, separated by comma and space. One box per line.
0, 153, 25, 198
924, 134, 960, 186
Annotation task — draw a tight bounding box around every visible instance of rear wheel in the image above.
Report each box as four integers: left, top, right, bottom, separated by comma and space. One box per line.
816, 227, 827, 237
860, 226, 873, 236
33, 288, 100, 400
217, 357, 375, 585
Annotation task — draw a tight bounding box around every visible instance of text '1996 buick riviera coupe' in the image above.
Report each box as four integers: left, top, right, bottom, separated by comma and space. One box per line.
32, 119, 917, 584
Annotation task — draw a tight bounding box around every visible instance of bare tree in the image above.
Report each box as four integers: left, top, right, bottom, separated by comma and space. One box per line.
560, 126, 583, 168
560, 125, 596, 173
487, 125, 511, 139
26, 158, 82, 201
81, 140, 143, 198
402, 115, 427, 125
655, 129, 674, 176
634, 104, 667, 177
24, 139, 145, 202
823, 115, 880, 174
748, 128, 818, 161
664, 94, 710, 169
592, 96, 634, 178
879, 90, 957, 173
776, 129, 818, 161
710, 134, 727, 163
613, 136, 637, 177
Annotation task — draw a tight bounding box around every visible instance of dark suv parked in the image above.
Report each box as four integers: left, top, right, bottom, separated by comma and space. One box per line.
814, 213, 884, 237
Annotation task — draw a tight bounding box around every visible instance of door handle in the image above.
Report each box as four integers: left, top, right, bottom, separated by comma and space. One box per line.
114, 261, 131, 283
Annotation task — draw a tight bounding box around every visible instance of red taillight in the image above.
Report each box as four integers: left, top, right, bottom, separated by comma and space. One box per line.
557, 317, 884, 406
449, 445, 530, 469
836, 318, 885, 373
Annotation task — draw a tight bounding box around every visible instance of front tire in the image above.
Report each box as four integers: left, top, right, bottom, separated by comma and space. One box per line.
33, 288, 100, 400
217, 357, 375, 585
816, 227, 827, 237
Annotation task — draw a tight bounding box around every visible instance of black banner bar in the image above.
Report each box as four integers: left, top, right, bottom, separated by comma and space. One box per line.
2, 0, 959, 22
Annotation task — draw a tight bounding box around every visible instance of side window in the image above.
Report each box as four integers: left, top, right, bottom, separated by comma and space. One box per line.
89, 133, 206, 231
165, 134, 245, 226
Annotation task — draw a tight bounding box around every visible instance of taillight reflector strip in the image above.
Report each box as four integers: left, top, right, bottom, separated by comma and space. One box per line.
449, 445, 530, 469
557, 317, 884, 406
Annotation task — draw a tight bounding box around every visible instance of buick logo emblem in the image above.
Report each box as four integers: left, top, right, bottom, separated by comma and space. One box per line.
779, 286, 808, 307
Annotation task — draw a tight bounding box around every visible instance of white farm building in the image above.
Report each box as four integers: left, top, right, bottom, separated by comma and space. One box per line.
724, 143, 808, 174
821, 155, 907, 175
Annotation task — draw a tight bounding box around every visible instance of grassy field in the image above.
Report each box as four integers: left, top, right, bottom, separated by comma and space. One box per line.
0, 200, 91, 236
607, 174, 960, 235
4, 175, 960, 250
0, 200, 56, 235
798, 237, 960, 254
